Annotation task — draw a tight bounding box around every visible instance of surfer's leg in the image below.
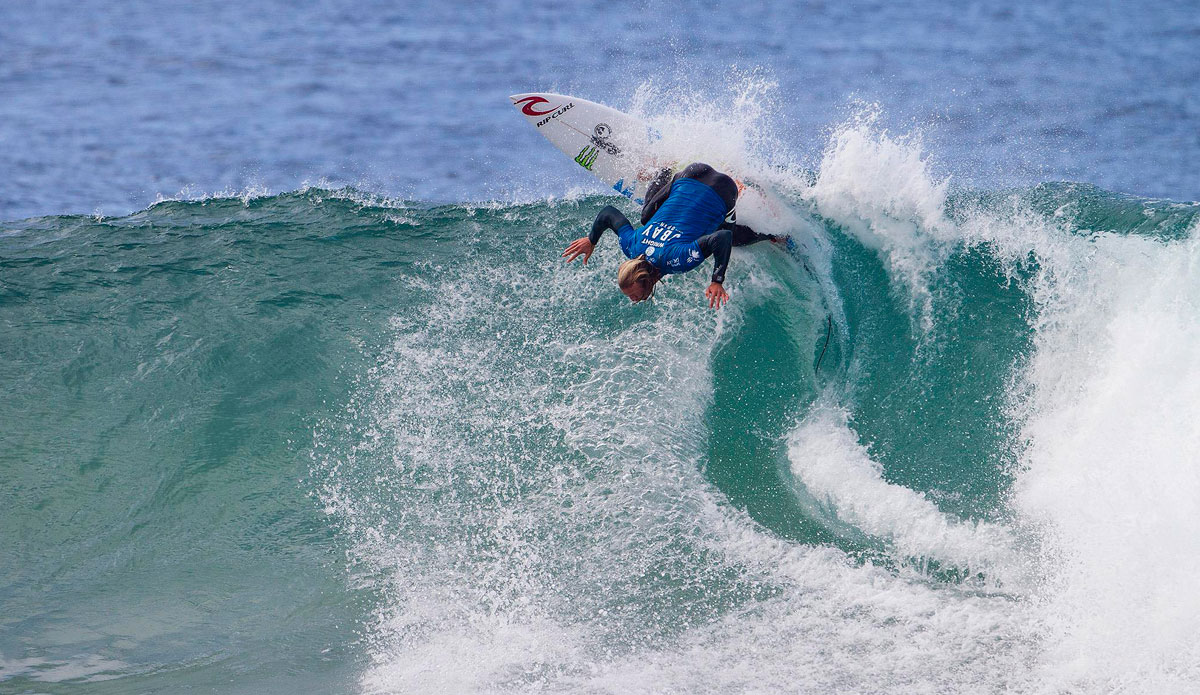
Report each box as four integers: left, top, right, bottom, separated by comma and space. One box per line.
640, 167, 675, 224
729, 223, 777, 246
678, 162, 716, 179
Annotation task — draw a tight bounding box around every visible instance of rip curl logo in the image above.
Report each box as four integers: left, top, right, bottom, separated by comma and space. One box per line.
531, 101, 575, 128
513, 96, 556, 116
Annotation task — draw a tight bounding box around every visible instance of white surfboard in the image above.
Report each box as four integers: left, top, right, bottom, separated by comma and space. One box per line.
509, 92, 789, 225
509, 92, 663, 205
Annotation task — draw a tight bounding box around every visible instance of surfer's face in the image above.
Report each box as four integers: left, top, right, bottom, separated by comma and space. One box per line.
621, 279, 653, 303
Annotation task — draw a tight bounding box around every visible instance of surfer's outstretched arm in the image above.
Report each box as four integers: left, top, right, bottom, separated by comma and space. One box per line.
694, 224, 787, 308
697, 222, 778, 282
697, 228, 733, 309
697, 228, 733, 284
562, 206, 633, 265
588, 206, 633, 244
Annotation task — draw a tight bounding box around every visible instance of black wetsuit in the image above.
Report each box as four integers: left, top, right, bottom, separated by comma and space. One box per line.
588, 163, 777, 283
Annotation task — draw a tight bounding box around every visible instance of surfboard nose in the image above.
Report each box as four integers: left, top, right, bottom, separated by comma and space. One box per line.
510, 94, 561, 119
510, 93, 546, 105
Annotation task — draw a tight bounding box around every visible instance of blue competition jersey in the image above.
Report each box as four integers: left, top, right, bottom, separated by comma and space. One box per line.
616, 178, 730, 274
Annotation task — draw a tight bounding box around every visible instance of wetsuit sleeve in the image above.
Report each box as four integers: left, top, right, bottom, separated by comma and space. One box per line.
696, 228, 733, 284
639, 167, 678, 224
588, 205, 634, 245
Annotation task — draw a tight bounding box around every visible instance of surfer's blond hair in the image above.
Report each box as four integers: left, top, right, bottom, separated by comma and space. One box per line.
617, 255, 657, 298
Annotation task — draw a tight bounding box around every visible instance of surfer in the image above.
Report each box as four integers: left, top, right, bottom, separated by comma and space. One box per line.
561, 162, 783, 308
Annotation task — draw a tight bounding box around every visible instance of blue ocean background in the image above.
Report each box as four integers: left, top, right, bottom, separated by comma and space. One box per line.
3, 1, 1200, 693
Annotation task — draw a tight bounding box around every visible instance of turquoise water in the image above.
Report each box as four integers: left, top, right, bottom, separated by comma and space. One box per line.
5, 116, 1200, 691
1, 193, 402, 692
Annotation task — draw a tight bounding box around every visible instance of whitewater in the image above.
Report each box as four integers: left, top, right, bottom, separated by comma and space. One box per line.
5, 84, 1200, 694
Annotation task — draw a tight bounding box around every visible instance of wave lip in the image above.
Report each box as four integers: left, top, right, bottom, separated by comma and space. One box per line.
805, 112, 1200, 691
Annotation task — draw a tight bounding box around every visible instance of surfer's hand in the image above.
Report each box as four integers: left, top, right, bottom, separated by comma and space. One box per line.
706, 282, 729, 309
562, 237, 594, 265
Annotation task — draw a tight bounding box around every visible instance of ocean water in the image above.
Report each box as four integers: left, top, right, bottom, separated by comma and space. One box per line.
3, 1, 1200, 694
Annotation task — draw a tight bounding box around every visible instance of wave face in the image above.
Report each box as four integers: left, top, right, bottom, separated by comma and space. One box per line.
4, 126, 1200, 693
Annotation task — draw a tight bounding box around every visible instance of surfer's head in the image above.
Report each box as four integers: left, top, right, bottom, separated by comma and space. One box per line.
617, 255, 661, 303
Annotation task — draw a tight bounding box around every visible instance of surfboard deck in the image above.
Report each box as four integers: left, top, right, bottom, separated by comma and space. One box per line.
509, 91, 785, 229
509, 92, 666, 205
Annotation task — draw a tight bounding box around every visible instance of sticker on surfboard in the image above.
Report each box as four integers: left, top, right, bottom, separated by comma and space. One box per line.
509, 92, 660, 204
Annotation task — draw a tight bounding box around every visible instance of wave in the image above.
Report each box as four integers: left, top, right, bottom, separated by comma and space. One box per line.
4, 112, 1200, 692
